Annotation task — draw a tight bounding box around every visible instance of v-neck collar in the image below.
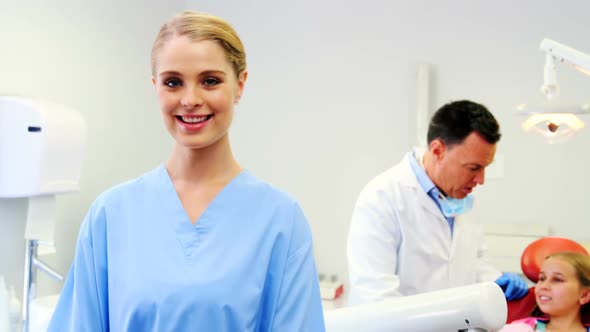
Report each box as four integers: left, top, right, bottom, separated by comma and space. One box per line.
156, 164, 249, 259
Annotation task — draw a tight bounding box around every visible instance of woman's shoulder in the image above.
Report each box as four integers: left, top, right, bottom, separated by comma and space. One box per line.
241, 171, 314, 255
239, 170, 300, 208
78, 166, 164, 236
239, 170, 309, 232
88, 165, 164, 213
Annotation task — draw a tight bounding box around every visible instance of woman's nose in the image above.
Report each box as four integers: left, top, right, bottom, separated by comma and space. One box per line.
537, 280, 549, 290
181, 87, 203, 109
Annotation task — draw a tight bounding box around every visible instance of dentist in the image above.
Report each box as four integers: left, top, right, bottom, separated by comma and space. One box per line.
347, 100, 528, 305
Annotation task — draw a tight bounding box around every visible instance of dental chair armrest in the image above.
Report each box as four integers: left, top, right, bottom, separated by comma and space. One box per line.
506, 287, 536, 324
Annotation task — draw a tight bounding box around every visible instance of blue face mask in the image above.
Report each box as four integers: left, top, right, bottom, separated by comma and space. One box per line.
438, 194, 474, 217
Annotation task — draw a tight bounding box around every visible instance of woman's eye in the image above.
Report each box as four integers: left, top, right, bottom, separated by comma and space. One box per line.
203, 77, 220, 87
164, 78, 182, 88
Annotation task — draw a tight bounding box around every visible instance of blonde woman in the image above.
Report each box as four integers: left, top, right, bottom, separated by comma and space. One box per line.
49, 11, 325, 331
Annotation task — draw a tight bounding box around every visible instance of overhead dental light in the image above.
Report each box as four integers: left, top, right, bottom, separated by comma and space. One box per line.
518, 38, 590, 143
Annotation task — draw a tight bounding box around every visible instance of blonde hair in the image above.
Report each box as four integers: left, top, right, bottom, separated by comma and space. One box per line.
151, 11, 246, 78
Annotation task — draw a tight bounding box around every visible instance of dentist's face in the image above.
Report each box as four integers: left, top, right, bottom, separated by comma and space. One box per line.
431, 132, 496, 198
152, 36, 246, 150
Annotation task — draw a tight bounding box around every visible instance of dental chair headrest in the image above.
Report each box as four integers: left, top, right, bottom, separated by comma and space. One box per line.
521, 236, 589, 283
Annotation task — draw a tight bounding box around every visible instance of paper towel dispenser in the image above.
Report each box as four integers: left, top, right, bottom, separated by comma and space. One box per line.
0, 96, 86, 198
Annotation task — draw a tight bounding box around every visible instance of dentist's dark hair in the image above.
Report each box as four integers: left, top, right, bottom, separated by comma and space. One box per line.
427, 100, 501, 147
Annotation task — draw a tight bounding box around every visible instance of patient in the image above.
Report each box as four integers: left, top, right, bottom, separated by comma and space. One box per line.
499, 252, 590, 332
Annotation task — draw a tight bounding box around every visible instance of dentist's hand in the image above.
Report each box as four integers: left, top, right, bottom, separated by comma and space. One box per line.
495, 272, 529, 301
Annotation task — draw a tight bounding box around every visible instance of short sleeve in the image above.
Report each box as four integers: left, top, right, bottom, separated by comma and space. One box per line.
271, 203, 325, 331
48, 204, 109, 332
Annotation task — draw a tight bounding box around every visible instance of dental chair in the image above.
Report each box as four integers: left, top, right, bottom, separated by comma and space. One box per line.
506, 236, 589, 323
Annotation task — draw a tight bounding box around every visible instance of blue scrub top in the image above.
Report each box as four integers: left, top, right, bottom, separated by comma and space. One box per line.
49, 165, 325, 331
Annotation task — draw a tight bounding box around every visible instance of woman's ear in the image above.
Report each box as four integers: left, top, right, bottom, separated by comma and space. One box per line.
236, 70, 248, 99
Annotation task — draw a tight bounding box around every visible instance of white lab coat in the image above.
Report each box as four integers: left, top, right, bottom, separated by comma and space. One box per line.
347, 151, 501, 305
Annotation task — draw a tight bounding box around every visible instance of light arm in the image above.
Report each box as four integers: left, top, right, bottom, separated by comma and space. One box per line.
540, 38, 590, 75
539, 38, 590, 99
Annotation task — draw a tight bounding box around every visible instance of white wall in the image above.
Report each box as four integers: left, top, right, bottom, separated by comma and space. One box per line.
1, 0, 589, 301
188, 0, 590, 284
0, 0, 184, 296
